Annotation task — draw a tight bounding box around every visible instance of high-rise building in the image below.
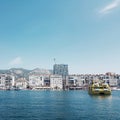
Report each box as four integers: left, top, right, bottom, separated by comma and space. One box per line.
53, 64, 69, 77
53, 64, 69, 90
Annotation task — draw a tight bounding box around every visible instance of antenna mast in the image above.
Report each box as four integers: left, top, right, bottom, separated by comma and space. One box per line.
54, 58, 56, 64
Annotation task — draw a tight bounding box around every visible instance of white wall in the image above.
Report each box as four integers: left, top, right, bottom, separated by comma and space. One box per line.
50, 75, 63, 89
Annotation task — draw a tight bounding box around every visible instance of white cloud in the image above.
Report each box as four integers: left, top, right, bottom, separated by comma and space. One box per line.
10, 57, 22, 66
99, 0, 120, 14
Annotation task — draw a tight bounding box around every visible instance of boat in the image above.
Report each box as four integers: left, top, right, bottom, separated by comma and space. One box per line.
88, 80, 111, 95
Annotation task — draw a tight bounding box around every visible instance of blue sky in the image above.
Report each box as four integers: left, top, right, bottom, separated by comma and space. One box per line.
0, 0, 120, 74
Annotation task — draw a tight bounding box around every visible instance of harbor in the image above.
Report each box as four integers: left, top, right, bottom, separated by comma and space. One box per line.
0, 68, 120, 91
0, 90, 120, 120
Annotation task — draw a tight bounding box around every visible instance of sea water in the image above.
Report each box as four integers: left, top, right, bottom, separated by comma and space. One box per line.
0, 90, 120, 120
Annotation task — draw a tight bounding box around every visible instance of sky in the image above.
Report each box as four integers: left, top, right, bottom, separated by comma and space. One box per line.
0, 0, 120, 74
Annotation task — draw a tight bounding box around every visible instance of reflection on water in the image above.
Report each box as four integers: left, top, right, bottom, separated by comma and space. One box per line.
89, 94, 112, 100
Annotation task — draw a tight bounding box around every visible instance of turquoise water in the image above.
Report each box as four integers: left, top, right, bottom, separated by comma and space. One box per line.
0, 90, 120, 120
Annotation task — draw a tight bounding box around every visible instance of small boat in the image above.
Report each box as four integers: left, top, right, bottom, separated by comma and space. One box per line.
88, 80, 111, 95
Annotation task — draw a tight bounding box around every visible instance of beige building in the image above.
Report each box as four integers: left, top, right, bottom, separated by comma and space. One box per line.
50, 75, 63, 90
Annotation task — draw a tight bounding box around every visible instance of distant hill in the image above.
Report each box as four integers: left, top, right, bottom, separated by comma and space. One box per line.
29, 68, 53, 75
0, 68, 31, 80
9, 68, 31, 74
0, 68, 53, 80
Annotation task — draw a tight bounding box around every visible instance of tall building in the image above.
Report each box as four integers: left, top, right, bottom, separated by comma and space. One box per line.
53, 64, 68, 90
53, 64, 69, 77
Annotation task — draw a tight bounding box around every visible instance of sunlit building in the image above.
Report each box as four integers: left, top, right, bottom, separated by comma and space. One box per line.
50, 75, 63, 90
53, 64, 68, 77
0, 74, 15, 90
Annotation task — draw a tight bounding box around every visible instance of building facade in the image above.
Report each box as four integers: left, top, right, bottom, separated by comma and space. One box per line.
29, 74, 50, 88
50, 75, 63, 90
53, 64, 68, 77
15, 78, 28, 89
0, 74, 15, 90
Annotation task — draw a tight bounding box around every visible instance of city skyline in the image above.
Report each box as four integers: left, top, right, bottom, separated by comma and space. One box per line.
0, 0, 120, 74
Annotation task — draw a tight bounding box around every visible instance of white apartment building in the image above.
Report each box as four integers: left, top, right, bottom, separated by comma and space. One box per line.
68, 75, 88, 87
29, 74, 50, 88
15, 78, 28, 89
68, 73, 118, 87
29, 74, 44, 88
103, 75, 118, 87
0, 74, 15, 89
50, 75, 63, 90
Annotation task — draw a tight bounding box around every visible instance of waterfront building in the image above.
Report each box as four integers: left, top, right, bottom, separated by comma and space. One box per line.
50, 75, 63, 90
103, 73, 118, 87
53, 64, 69, 89
0, 74, 15, 90
29, 74, 50, 88
67, 76, 75, 87
67, 73, 119, 89
44, 76, 50, 86
117, 79, 120, 87
66, 75, 90, 90
29, 74, 44, 88
0, 74, 6, 89
15, 78, 28, 89
68, 75, 83, 87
